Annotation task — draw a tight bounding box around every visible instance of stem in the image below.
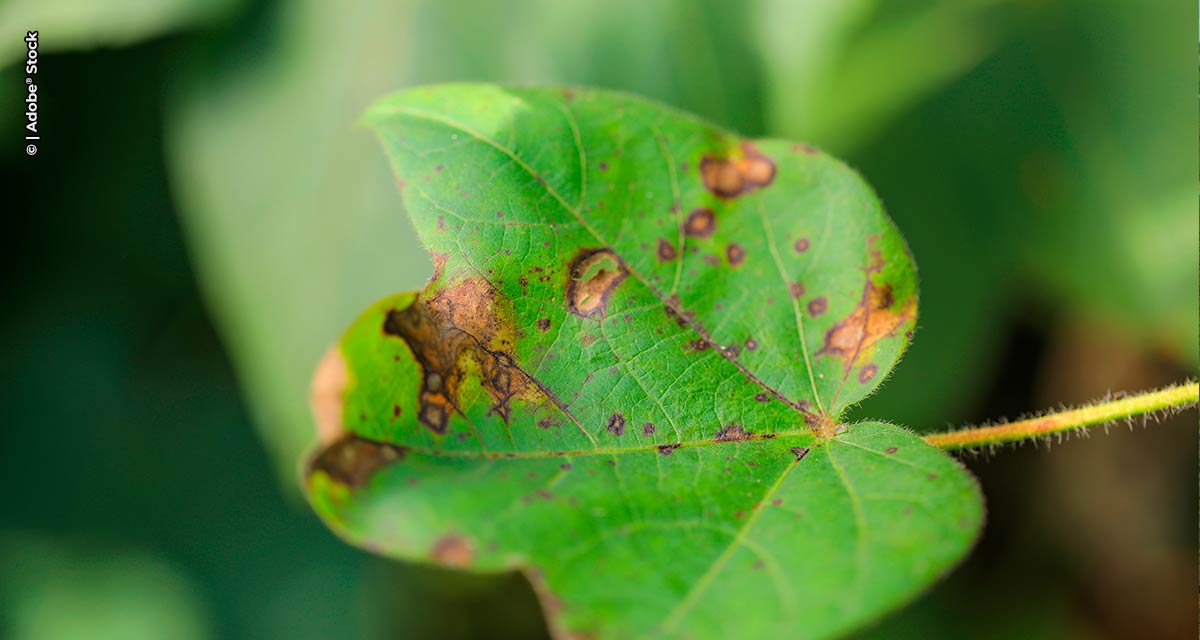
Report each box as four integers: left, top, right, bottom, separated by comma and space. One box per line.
924, 382, 1199, 451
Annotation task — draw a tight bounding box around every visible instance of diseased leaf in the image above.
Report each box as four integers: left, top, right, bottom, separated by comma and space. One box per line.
306, 85, 982, 639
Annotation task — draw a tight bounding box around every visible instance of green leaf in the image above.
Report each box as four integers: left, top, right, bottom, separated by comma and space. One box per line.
305, 85, 982, 639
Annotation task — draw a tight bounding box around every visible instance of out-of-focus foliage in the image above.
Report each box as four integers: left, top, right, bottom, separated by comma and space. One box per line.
0, 536, 211, 640
1019, 0, 1197, 366
0, 0, 237, 61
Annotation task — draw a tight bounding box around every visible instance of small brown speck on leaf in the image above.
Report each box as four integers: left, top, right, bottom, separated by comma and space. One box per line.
642, 422, 656, 436
607, 413, 626, 436
807, 297, 828, 316
771, 498, 783, 506
794, 237, 810, 252
745, 338, 758, 350
726, 243, 746, 267
657, 238, 677, 262
754, 393, 769, 403
790, 447, 810, 461
537, 318, 551, 332
858, 363, 878, 384
658, 443, 681, 456
885, 447, 898, 454
598, 161, 609, 171
789, 282, 806, 299
683, 208, 716, 238
715, 424, 751, 441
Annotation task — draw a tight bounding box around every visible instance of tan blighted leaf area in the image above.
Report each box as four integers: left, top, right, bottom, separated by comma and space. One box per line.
817, 280, 914, 364
303, 86, 979, 640
379, 278, 541, 434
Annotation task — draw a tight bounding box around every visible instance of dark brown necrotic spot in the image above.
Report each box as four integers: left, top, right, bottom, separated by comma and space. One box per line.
657, 238, 677, 262
307, 435, 407, 488
567, 248, 628, 318
857, 363, 879, 384
658, 443, 681, 456
726, 243, 746, 267
789, 282, 806, 299
754, 393, 769, 403
745, 338, 758, 350
807, 296, 828, 317
537, 318, 551, 332
885, 446, 898, 454
715, 424, 751, 441
642, 422, 656, 436
606, 413, 626, 436
699, 142, 776, 199
794, 237, 810, 252
790, 447, 810, 461
683, 208, 716, 238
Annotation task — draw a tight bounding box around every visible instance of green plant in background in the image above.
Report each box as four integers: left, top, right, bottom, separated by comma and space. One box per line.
302, 84, 1197, 639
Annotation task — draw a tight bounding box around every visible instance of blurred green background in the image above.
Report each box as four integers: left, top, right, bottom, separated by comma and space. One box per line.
2, 0, 1196, 638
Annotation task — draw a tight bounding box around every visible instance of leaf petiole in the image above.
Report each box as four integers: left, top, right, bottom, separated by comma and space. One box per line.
924, 382, 1198, 450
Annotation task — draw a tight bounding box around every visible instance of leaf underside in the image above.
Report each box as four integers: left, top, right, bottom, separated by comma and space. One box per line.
306, 85, 982, 639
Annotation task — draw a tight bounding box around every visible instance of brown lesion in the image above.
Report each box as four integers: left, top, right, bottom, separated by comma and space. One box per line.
726, 243, 746, 267
566, 248, 628, 318
606, 413, 626, 436
683, 208, 715, 238
699, 142, 776, 199
310, 347, 349, 445
381, 277, 537, 435
307, 434, 407, 488
715, 424, 751, 441
656, 238, 677, 262
430, 533, 474, 567
816, 239, 916, 376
